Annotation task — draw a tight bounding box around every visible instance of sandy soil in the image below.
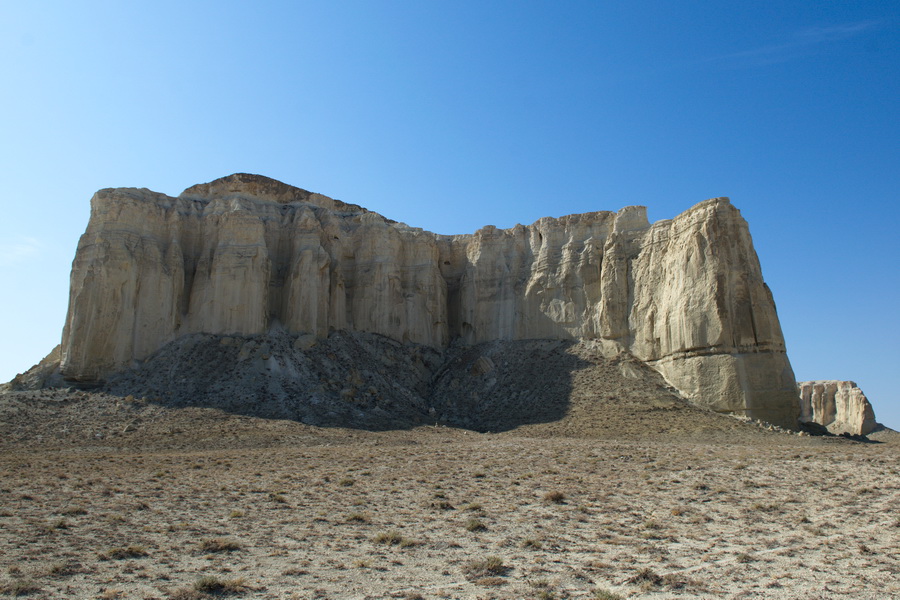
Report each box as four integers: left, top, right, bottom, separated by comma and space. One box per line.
0, 390, 898, 600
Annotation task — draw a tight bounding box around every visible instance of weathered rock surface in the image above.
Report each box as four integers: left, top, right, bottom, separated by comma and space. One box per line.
58, 173, 799, 427
798, 380, 878, 435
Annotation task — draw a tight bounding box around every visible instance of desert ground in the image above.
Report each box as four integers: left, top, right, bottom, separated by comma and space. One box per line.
1, 389, 898, 600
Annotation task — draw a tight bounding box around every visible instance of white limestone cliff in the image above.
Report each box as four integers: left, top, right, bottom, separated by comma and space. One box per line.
59, 173, 800, 427
798, 380, 877, 435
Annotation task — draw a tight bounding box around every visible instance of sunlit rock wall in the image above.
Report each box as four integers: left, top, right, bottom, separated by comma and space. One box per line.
59, 173, 799, 427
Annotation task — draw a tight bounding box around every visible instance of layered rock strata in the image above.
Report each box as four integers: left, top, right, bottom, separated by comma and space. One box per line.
798, 380, 877, 435
59, 173, 800, 427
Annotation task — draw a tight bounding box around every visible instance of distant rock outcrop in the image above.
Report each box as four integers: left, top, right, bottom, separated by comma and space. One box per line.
57, 173, 800, 427
798, 380, 878, 435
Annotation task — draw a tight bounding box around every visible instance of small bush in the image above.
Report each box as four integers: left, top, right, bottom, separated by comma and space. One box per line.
194, 575, 246, 594
629, 567, 663, 590
1, 580, 41, 597
465, 518, 487, 532
463, 555, 508, 580
544, 491, 566, 504
593, 588, 624, 600
373, 530, 407, 545
170, 576, 247, 598
100, 545, 148, 560
198, 538, 241, 553
346, 512, 370, 523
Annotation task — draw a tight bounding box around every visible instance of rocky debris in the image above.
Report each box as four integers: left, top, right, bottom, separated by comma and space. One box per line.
1, 335, 808, 449
798, 380, 878, 436
103, 330, 442, 430
90, 330, 712, 433
56, 173, 798, 426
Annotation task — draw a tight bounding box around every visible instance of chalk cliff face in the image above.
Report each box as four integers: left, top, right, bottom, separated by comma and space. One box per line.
798, 380, 877, 435
59, 173, 799, 427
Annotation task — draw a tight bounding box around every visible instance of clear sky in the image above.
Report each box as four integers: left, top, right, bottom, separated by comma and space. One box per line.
1, 1, 898, 429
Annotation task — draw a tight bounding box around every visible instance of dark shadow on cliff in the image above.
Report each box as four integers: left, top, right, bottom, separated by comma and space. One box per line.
92, 330, 602, 432
93, 329, 714, 435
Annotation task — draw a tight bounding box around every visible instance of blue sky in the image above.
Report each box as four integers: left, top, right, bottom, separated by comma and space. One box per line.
1, 1, 898, 428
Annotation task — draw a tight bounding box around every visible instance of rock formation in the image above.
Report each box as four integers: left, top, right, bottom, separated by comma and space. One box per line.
798, 380, 877, 435
58, 173, 800, 427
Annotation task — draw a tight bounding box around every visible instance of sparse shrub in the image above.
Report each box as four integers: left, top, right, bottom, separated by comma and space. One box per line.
749, 502, 780, 513
346, 512, 370, 523
373, 530, 409, 545
229, 510, 245, 519
735, 552, 753, 563
100, 545, 148, 560
194, 575, 245, 593
465, 518, 487, 532
473, 576, 506, 586
662, 572, 690, 589
593, 588, 624, 600
463, 555, 508, 580
198, 538, 241, 553
268, 492, 288, 504
169, 575, 247, 598
430, 499, 454, 510
462, 502, 483, 512
629, 566, 663, 590
338, 478, 355, 487
521, 537, 542, 549
544, 491, 565, 504
47, 561, 79, 576
1, 580, 41, 597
